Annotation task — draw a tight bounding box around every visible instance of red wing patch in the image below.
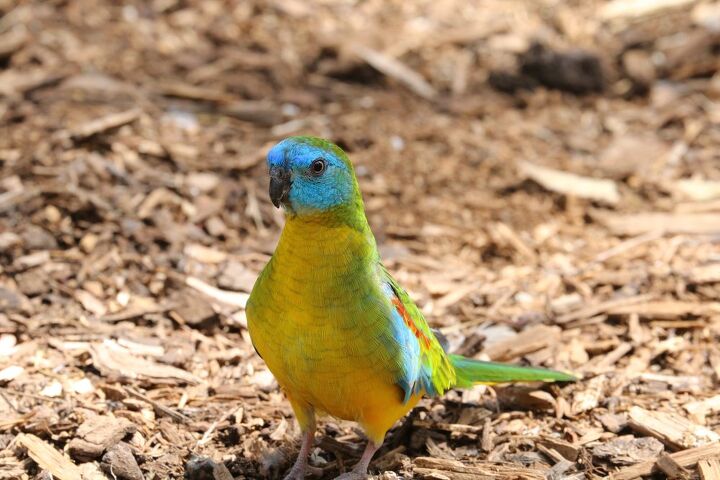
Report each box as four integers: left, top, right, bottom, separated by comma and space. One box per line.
391, 296, 432, 349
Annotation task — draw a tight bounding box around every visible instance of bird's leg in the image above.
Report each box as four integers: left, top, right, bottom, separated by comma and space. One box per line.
283, 428, 316, 480
334, 440, 380, 480
353, 440, 380, 475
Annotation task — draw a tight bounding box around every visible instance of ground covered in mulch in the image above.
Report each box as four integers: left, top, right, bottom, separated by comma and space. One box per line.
2, 1, 720, 479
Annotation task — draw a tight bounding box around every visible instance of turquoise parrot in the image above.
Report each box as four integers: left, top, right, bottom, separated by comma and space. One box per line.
247, 136, 575, 479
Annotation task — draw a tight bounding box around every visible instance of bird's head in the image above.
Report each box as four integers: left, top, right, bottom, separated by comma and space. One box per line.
266, 136, 361, 218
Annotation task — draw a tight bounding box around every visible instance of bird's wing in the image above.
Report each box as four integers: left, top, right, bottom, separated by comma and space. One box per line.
378, 264, 456, 403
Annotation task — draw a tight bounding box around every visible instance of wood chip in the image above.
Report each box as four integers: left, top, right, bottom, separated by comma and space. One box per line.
598, 212, 720, 236
184, 456, 234, 480
593, 435, 665, 466
183, 244, 228, 264
101, 442, 144, 480
556, 294, 653, 324
572, 375, 607, 415
685, 395, 720, 425
612, 443, 720, 480
496, 385, 556, 411
593, 230, 664, 263
675, 179, 720, 201
126, 387, 190, 424
657, 452, 692, 479
89, 340, 201, 385
482, 324, 561, 361
699, 458, 720, 480
413, 456, 545, 480
70, 108, 141, 140
68, 415, 137, 462
349, 43, 437, 100
75, 289, 108, 317
687, 264, 720, 284
185, 276, 249, 308
627, 406, 720, 450
217, 101, 283, 126
0, 28, 28, 59
490, 222, 537, 262
16, 433, 82, 480
601, 0, 696, 21
519, 161, 620, 205
539, 437, 581, 462
597, 412, 629, 433
608, 301, 720, 319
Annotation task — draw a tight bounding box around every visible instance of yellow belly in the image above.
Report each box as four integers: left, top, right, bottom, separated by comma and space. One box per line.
248, 295, 418, 442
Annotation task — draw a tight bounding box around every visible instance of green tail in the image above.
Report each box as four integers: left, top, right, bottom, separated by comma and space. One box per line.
449, 354, 576, 387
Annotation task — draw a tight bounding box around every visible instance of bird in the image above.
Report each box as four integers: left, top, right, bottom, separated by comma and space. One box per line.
246, 136, 575, 480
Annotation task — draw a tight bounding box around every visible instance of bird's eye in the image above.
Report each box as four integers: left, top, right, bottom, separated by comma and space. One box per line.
310, 158, 326, 176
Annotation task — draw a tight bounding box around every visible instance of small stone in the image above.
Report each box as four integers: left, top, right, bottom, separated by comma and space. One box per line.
205, 216, 227, 237
101, 442, 144, 480
121, 218, 143, 236
622, 49, 656, 86
40, 380, 63, 398
249, 369, 277, 393
172, 291, 217, 328
80, 232, 100, 253
83, 280, 105, 299
21, 225, 57, 250
0, 286, 29, 312
599, 134, 668, 179
15, 268, 47, 296
44, 205, 62, 224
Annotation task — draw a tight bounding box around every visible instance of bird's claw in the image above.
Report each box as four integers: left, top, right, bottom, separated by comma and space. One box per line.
283, 462, 309, 480
333, 472, 368, 480
283, 468, 305, 480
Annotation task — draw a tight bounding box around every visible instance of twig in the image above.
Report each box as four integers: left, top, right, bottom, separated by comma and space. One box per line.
556, 294, 654, 324
70, 108, 141, 140
0, 388, 20, 413
195, 408, 237, 448
349, 43, 437, 100
125, 387, 191, 424
593, 229, 665, 263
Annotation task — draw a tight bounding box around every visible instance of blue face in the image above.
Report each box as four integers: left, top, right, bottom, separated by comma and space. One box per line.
266, 137, 355, 216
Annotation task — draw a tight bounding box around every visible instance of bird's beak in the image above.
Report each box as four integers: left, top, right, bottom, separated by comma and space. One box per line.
269, 167, 291, 208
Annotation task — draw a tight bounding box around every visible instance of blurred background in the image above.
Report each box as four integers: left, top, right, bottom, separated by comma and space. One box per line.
1, 1, 720, 479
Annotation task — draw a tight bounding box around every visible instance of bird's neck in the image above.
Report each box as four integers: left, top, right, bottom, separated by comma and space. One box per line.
259, 206, 379, 327
273, 206, 378, 279
276, 207, 377, 266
